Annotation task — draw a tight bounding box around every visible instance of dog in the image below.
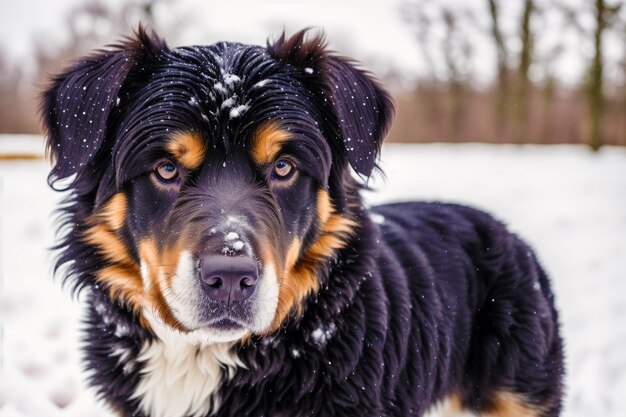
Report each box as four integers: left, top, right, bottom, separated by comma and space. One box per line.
41, 27, 564, 417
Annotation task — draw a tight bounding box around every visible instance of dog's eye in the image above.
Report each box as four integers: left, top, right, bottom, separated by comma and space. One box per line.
272, 159, 294, 180
155, 161, 179, 182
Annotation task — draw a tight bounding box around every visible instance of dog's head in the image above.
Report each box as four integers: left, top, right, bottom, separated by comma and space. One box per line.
41, 27, 393, 342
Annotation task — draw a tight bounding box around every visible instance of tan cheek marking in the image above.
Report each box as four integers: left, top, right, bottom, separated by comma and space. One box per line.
269, 189, 357, 331
166, 131, 206, 169
138, 239, 188, 333
94, 264, 148, 327
285, 238, 302, 272
83, 193, 144, 319
83, 223, 134, 267
252, 122, 291, 166
484, 392, 543, 417
100, 193, 127, 230
316, 189, 332, 225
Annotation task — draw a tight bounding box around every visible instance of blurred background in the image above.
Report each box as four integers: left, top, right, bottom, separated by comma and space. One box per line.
0, 1, 625, 417
0, 0, 625, 148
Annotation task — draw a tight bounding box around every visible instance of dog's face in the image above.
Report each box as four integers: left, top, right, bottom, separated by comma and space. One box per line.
42, 28, 392, 342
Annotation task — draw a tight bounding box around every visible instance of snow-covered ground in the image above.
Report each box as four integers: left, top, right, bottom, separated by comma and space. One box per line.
0, 135, 625, 416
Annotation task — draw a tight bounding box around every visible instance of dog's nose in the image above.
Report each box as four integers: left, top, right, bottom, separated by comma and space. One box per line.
199, 255, 258, 303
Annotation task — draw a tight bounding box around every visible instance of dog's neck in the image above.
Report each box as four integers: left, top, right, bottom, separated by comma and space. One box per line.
131, 323, 244, 417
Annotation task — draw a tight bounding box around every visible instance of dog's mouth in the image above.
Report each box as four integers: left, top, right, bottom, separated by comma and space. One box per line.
195, 298, 258, 331
206, 317, 245, 331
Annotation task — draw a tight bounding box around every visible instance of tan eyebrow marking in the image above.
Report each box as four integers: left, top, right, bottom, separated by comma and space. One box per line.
166, 131, 206, 169
252, 122, 291, 166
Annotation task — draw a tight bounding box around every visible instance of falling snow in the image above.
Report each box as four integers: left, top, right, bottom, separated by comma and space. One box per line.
290, 348, 302, 359
370, 213, 385, 225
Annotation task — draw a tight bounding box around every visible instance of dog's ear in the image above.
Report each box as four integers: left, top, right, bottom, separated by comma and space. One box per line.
268, 29, 394, 178
322, 56, 394, 177
40, 26, 167, 187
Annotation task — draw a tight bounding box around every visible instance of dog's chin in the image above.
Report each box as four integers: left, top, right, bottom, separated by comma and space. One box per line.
188, 317, 252, 343
187, 324, 249, 344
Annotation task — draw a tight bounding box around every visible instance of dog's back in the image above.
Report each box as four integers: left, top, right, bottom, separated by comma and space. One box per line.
371, 202, 563, 415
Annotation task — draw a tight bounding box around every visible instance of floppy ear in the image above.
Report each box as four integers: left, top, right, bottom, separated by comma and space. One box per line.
321, 56, 394, 177
40, 27, 166, 187
268, 29, 394, 178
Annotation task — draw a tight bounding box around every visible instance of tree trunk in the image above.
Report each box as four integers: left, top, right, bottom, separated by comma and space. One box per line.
589, 0, 606, 151
623, 24, 626, 143
540, 76, 556, 144
442, 8, 467, 142
516, 0, 534, 143
488, 0, 509, 142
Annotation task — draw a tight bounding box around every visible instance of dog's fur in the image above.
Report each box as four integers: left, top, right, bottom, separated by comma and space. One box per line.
41, 27, 564, 417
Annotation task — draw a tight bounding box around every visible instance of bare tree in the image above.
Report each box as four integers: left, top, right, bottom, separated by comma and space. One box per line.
536, 43, 564, 144
34, 0, 164, 70
401, 0, 438, 83
487, 0, 509, 141
588, 0, 621, 150
515, 0, 535, 143
589, 0, 607, 150
441, 7, 474, 142
618, 9, 626, 138
400, 0, 448, 140
0, 51, 36, 133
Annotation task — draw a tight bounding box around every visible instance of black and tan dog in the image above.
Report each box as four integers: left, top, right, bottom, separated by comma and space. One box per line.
41, 27, 564, 417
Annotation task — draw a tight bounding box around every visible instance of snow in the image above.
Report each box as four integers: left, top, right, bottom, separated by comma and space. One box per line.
252, 80, 269, 89
310, 322, 337, 348
290, 348, 301, 359
370, 213, 385, 225
228, 105, 249, 119
213, 82, 227, 94
222, 231, 245, 253
1, 136, 626, 416
220, 97, 236, 109
222, 74, 241, 87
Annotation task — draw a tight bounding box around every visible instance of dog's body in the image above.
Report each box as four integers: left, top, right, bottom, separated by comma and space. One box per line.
41, 28, 563, 417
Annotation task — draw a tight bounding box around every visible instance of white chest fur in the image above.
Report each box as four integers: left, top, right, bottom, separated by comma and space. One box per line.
131, 332, 244, 417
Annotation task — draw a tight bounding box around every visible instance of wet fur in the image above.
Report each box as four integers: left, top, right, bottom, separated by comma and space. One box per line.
41, 27, 564, 416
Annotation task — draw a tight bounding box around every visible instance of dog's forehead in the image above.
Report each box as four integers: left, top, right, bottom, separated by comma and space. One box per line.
169, 43, 269, 118
119, 41, 313, 152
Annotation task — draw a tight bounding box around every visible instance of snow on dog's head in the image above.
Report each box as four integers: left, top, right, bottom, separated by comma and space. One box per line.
41, 26, 393, 341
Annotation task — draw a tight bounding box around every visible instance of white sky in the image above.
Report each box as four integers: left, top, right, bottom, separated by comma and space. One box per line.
0, 0, 624, 88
